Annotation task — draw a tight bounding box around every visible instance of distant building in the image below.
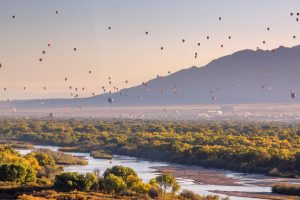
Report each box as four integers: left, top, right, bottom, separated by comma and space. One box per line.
49, 113, 55, 118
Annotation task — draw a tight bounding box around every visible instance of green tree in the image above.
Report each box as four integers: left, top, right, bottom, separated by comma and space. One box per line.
104, 165, 138, 186
102, 173, 126, 194
30, 152, 55, 166
155, 173, 180, 200
54, 172, 99, 192
54, 172, 80, 192
0, 163, 36, 184
78, 173, 98, 192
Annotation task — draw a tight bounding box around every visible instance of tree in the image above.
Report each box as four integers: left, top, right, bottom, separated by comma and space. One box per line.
54, 172, 99, 192
102, 173, 126, 194
0, 163, 36, 184
54, 172, 80, 192
103, 165, 138, 182
28, 152, 55, 166
155, 173, 180, 200
78, 173, 98, 192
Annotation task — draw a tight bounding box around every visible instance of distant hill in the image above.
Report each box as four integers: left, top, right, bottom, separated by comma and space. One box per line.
3, 45, 300, 109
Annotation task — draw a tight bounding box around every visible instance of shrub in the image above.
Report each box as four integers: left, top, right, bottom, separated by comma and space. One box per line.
102, 173, 126, 194
0, 163, 36, 184
54, 172, 98, 192
272, 184, 300, 196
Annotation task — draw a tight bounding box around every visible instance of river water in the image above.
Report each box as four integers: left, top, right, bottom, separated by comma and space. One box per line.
18, 145, 271, 200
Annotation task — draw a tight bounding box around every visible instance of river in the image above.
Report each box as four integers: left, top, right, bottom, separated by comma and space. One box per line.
18, 145, 271, 200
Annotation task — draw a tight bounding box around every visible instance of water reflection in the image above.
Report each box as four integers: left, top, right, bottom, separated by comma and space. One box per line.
18, 145, 270, 200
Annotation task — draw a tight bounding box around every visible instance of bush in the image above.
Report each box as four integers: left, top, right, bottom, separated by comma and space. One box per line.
0, 163, 36, 184
54, 172, 98, 192
148, 187, 159, 199
272, 184, 300, 196
54, 172, 80, 192
77, 173, 98, 192
32, 152, 55, 166
179, 189, 200, 200
102, 173, 126, 194
103, 165, 137, 182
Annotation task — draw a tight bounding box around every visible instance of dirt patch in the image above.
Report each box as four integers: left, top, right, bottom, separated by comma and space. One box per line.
153, 166, 242, 186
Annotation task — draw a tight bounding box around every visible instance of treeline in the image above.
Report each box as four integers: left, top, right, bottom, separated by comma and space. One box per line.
0, 145, 227, 200
1, 118, 300, 177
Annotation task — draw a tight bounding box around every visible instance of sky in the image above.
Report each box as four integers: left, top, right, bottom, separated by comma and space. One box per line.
0, 0, 300, 99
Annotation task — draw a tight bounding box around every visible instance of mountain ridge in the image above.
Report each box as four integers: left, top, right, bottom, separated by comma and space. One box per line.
2, 45, 300, 109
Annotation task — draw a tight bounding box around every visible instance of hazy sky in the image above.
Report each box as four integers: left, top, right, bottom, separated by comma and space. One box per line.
0, 0, 300, 99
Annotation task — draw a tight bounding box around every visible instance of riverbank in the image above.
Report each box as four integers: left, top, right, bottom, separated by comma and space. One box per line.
153, 165, 300, 187
153, 166, 242, 186
18, 143, 300, 200
153, 165, 300, 199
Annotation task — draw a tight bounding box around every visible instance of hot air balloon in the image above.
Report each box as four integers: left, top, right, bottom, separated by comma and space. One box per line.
108, 97, 113, 103
291, 90, 296, 99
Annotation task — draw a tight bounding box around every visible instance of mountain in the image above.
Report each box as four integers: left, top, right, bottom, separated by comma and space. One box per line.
3, 45, 300, 109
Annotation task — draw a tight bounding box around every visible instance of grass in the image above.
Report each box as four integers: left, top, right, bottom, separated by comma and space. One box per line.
90, 150, 112, 159
0, 140, 34, 149
33, 149, 88, 166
